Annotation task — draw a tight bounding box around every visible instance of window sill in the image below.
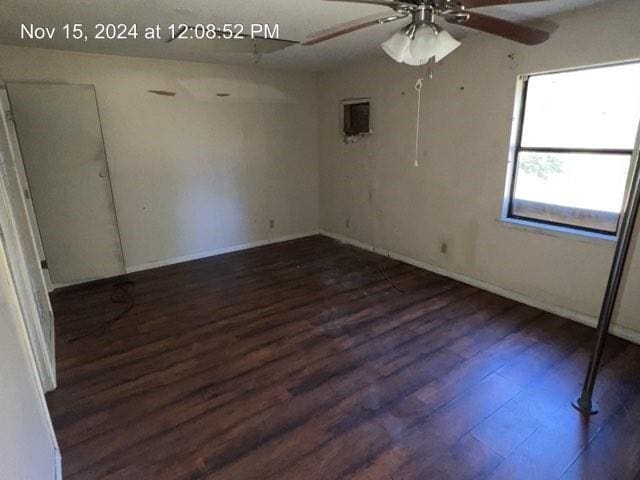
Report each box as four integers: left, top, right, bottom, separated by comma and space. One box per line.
497, 217, 617, 245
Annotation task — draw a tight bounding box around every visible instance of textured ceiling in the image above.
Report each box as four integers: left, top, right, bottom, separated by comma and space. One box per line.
0, 0, 609, 71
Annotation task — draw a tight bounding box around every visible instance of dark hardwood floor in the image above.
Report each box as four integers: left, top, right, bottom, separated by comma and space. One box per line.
47, 235, 640, 480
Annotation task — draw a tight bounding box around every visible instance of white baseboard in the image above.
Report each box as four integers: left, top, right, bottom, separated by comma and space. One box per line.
319, 229, 640, 345
125, 231, 320, 274
55, 446, 62, 480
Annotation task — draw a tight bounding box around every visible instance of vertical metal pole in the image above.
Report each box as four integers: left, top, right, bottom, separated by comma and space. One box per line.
573, 123, 640, 415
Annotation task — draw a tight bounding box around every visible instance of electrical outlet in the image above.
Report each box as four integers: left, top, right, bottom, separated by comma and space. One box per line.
346, 219, 350, 229
440, 242, 448, 254
269, 219, 275, 229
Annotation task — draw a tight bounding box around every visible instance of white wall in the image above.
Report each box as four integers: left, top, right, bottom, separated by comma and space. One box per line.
0, 237, 59, 479
318, 0, 640, 338
0, 46, 319, 273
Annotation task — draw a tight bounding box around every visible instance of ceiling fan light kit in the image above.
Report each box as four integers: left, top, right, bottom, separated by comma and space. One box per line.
306, 0, 551, 66
386, 24, 460, 65
382, 6, 461, 65
431, 29, 462, 62
381, 27, 412, 62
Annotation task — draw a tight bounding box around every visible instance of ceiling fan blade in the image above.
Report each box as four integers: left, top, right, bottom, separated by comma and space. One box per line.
323, 0, 415, 10
446, 11, 549, 45
460, 0, 550, 7
304, 12, 407, 46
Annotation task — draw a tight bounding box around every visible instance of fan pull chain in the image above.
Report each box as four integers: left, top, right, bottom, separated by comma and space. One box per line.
414, 78, 423, 167
413, 66, 433, 168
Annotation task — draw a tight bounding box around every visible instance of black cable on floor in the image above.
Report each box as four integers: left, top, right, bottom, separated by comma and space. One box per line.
374, 259, 408, 294
351, 249, 408, 294
67, 278, 135, 343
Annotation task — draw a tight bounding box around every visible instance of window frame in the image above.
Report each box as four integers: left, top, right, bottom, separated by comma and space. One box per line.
503, 64, 638, 238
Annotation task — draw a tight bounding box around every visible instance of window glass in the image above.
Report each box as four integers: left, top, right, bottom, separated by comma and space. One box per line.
511, 151, 631, 233
521, 63, 640, 150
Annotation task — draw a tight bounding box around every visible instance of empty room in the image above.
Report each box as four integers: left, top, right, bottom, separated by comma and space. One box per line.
1, 0, 640, 478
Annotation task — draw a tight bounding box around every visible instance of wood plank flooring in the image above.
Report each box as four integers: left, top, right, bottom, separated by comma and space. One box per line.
47, 235, 640, 480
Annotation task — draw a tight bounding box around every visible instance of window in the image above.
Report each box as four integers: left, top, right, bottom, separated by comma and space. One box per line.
506, 62, 640, 236
342, 99, 371, 137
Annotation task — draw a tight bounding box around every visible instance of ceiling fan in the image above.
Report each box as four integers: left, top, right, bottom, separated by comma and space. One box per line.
304, 0, 551, 65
